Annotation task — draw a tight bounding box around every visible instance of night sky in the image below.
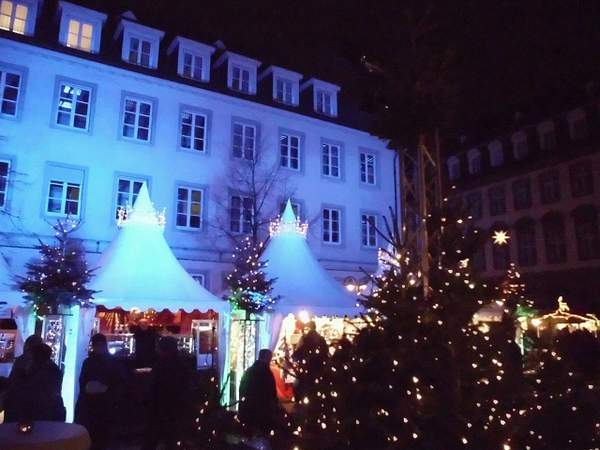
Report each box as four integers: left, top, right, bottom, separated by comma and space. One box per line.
76, 0, 600, 141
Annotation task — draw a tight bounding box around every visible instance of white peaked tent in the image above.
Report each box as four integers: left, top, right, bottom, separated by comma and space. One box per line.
90, 184, 227, 314
261, 200, 360, 349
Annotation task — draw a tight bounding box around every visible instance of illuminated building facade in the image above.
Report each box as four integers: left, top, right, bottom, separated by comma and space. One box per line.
0, 0, 398, 292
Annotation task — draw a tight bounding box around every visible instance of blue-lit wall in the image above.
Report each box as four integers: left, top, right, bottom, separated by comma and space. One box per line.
0, 37, 397, 292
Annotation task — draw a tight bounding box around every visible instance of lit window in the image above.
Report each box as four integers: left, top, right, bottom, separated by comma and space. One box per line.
322, 143, 340, 178
360, 152, 376, 185
66, 19, 93, 52
230, 195, 253, 233
56, 82, 91, 130
232, 122, 256, 159
0, 159, 9, 209
322, 208, 341, 244
115, 177, 144, 218
180, 111, 207, 152
275, 78, 293, 104
47, 180, 81, 217
280, 133, 300, 170
128, 37, 152, 67
0, 0, 28, 35
177, 186, 203, 229
182, 52, 203, 81
0, 68, 21, 117
122, 97, 152, 141
231, 66, 250, 93
361, 214, 377, 248
316, 89, 332, 115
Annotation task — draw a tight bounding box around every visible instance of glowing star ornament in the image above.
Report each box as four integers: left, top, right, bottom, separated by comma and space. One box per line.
492, 230, 510, 245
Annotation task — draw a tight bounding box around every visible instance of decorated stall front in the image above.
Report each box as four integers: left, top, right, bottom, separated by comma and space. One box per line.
89, 184, 230, 388
258, 201, 362, 401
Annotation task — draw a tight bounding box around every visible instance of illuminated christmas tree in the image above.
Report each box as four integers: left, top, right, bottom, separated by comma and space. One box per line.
15, 219, 96, 316
225, 236, 279, 314
293, 209, 524, 450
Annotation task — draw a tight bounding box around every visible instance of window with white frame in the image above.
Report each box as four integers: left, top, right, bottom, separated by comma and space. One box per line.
275, 78, 293, 104
191, 273, 205, 286
176, 186, 203, 229
316, 89, 332, 115
55, 82, 91, 130
232, 122, 256, 159
0, 159, 9, 209
279, 200, 301, 219
280, 133, 300, 170
66, 19, 93, 52
127, 36, 152, 67
122, 97, 152, 141
231, 65, 250, 93
230, 195, 253, 233
0, 0, 28, 34
180, 110, 207, 152
46, 179, 81, 217
322, 208, 341, 244
360, 152, 376, 184
0, 68, 21, 117
115, 177, 144, 218
322, 143, 340, 178
361, 213, 377, 248
182, 51, 203, 81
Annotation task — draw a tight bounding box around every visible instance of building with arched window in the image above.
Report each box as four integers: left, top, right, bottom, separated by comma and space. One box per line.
444, 102, 600, 311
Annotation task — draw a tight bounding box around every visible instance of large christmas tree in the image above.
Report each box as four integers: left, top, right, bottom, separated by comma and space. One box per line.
15, 219, 95, 316
293, 208, 524, 450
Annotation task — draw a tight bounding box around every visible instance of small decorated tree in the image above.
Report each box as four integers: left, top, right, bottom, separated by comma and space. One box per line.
15, 219, 95, 316
225, 236, 279, 315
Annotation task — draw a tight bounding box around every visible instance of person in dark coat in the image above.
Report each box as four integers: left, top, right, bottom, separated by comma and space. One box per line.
6, 343, 65, 422
143, 336, 191, 450
76, 333, 123, 450
293, 321, 328, 401
132, 319, 157, 368
239, 349, 278, 435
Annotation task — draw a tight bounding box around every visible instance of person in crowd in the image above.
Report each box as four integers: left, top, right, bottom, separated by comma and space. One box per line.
143, 336, 191, 450
8, 334, 43, 382
76, 333, 123, 450
5, 343, 65, 422
132, 318, 157, 368
238, 349, 279, 435
293, 321, 328, 400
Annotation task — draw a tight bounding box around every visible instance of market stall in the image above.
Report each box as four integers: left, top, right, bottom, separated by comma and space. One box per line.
256, 201, 361, 400
89, 184, 229, 378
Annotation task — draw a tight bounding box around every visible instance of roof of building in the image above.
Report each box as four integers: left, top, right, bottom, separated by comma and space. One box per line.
263, 201, 360, 317
89, 184, 228, 313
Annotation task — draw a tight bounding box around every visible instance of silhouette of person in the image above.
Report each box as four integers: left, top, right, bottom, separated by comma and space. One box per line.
239, 349, 278, 435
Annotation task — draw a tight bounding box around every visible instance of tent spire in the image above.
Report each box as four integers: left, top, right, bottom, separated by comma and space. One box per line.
117, 183, 166, 229
270, 199, 307, 237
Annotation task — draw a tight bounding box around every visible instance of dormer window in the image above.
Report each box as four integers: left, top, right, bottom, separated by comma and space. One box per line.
512, 131, 528, 160
58, 2, 106, 54
115, 16, 164, 70
538, 121, 556, 150
0, 0, 38, 35
489, 140, 504, 167
215, 51, 261, 95
567, 108, 587, 141
276, 78, 293, 104
259, 66, 302, 106
167, 37, 214, 83
232, 65, 251, 93
301, 78, 340, 117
